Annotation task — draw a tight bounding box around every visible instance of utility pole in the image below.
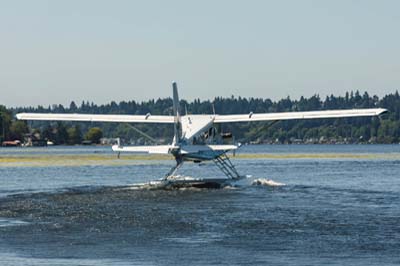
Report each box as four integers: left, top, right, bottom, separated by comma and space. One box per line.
0, 112, 4, 142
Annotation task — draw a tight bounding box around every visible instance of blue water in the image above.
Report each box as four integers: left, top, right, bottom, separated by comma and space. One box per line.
0, 145, 399, 265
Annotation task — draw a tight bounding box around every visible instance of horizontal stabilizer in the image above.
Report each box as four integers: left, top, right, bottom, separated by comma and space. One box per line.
179, 144, 238, 154
207, 145, 238, 151
112, 145, 178, 154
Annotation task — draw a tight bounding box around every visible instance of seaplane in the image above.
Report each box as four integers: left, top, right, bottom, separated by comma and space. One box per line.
16, 82, 387, 188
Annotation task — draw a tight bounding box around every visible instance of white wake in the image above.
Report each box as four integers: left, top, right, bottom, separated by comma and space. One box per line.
251, 178, 286, 187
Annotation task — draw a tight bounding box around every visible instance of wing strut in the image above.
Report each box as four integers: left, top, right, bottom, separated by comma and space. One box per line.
126, 124, 160, 144
263, 120, 280, 130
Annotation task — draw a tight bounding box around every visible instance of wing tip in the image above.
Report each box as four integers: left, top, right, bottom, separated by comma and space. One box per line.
377, 108, 388, 115
15, 113, 25, 120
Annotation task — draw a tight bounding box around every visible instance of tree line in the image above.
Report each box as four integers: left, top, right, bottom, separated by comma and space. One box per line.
1, 90, 400, 145
0, 106, 103, 145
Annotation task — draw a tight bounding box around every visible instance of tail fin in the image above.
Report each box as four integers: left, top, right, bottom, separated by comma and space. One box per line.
172, 81, 181, 144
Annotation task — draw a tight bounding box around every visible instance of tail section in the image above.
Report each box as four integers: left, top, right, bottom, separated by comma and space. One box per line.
172, 81, 182, 144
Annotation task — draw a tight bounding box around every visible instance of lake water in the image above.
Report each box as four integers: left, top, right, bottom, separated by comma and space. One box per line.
0, 145, 399, 265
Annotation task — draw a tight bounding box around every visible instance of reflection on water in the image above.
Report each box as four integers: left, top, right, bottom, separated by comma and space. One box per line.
0, 218, 29, 227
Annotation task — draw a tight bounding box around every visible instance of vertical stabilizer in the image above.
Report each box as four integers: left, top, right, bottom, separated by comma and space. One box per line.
172, 81, 181, 144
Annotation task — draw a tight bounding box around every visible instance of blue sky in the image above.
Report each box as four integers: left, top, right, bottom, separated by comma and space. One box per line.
0, 0, 399, 107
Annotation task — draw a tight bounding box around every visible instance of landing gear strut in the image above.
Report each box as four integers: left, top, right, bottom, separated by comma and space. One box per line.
163, 156, 184, 180
213, 153, 242, 180
163, 152, 243, 183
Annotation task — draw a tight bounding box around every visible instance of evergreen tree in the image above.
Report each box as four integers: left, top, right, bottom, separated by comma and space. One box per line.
85, 127, 103, 144
67, 125, 82, 145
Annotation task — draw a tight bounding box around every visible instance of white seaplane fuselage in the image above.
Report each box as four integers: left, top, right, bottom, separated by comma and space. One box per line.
112, 114, 238, 162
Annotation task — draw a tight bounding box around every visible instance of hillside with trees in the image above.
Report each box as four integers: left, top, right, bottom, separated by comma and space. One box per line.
1, 90, 399, 145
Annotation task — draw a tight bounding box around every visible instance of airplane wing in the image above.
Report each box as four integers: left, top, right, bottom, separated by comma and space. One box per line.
16, 108, 387, 124
16, 113, 174, 123
213, 108, 387, 123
